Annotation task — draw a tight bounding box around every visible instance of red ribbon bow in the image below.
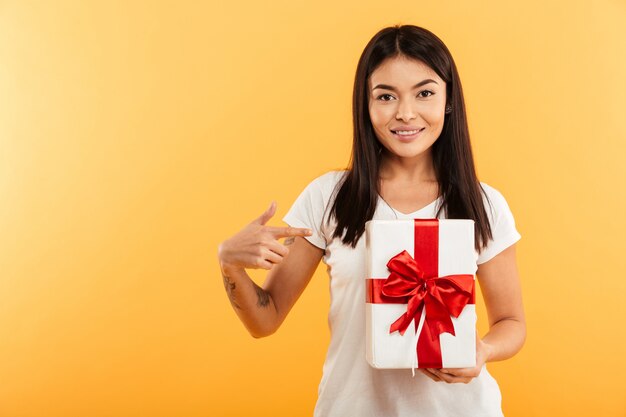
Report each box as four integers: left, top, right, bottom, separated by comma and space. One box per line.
382, 250, 474, 339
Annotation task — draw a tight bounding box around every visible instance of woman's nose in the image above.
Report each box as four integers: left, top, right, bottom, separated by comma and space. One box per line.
396, 100, 416, 121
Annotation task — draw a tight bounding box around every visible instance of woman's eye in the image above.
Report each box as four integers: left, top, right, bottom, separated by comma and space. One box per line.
376, 91, 434, 101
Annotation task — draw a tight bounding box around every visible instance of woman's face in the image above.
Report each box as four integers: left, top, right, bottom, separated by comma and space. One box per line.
368, 56, 448, 162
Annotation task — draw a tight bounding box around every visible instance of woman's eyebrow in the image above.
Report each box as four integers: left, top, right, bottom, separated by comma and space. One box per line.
372, 79, 438, 91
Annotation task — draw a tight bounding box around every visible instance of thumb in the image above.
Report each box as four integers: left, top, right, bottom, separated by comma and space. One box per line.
252, 200, 277, 225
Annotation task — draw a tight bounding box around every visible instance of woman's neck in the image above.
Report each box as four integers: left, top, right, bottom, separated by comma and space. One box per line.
379, 150, 437, 183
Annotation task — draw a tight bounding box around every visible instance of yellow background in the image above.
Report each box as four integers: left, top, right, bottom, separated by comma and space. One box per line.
1, 1, 625, 416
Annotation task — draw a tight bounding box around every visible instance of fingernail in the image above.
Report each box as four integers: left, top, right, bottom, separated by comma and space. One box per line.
306, 229, 312, 234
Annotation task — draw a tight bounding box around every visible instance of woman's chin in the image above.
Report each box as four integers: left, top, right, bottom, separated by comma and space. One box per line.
388, 145, 431, 159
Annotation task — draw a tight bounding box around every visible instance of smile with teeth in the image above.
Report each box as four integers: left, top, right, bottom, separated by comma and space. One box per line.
391, 128, 425, 136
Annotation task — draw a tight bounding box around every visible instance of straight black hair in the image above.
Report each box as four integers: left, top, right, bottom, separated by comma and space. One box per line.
325, 24, 493, 252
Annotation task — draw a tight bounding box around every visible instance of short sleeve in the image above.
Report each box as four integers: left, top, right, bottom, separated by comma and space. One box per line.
282, 173, 335, 250
476, 184, 522, 265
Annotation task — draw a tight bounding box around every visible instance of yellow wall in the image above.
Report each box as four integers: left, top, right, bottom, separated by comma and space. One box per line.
1, 1, 624, 416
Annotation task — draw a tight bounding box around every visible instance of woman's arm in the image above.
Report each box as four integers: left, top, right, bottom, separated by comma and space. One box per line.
477, 243, 526, 362
218, 201, 325, 338
219, 235, 324, 338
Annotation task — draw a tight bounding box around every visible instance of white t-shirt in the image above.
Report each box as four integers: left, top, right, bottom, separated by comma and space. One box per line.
282, 169, 522, 417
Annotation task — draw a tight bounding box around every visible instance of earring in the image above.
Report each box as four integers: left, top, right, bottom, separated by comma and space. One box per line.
445, 105, 452, 114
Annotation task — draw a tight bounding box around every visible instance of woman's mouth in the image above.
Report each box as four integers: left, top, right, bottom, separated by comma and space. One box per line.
390, 127, 425, 141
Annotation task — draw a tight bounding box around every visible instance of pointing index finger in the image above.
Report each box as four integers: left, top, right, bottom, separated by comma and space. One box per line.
268, 226, 313, 238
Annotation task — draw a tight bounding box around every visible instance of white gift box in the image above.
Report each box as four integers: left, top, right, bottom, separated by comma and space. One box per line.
365, 219, 477, 371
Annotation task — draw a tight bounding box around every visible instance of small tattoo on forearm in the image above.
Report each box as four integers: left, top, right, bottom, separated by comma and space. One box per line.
252, 281, 271, 308
222, 273, 242, 310
284, 236, 295, 246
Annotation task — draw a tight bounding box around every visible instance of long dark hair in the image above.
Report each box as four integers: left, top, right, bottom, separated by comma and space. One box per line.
325, 24, 493, 252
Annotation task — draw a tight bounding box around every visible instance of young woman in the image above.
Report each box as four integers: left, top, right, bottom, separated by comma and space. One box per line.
218, 24, 526, 417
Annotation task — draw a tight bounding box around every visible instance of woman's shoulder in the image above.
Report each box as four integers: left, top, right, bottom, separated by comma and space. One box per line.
306, 169, 348, 191
288, 169, 347, 210
475, 181, 522, 263
477, 181, 516, 219
282, 170, 347, 243
478, 181, 503, 197
480, 181, 504, 198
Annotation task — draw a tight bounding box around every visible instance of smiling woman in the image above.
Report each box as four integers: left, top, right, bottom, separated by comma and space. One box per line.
369, 58, 448, 161
218, 24, 525, 417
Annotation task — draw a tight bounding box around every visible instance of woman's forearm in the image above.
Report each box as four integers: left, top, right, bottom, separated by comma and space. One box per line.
219, 257, 279, 338
483, 317, 527, 363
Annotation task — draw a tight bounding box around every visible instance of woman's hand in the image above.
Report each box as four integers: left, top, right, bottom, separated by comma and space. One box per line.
218, 201, 313, 272
418, 331, 494, 384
